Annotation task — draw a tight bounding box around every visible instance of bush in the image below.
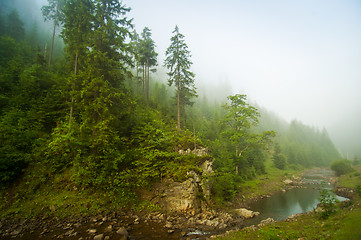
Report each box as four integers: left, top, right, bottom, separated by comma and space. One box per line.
318, 189, 339, 219
211, 172, 239, 202
331, 159, 353, 176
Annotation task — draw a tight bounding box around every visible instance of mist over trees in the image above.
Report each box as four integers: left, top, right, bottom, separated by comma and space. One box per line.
0, 0, 343, 205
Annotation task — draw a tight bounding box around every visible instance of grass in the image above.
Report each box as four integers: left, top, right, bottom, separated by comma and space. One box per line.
235, 159, 303, 202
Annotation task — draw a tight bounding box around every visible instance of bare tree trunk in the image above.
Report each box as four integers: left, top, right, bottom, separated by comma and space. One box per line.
136, 60, 139, 94
44, 42, 47, 58
48, 20, 56, 67
143, 64, 145, 95
146, 60, 149, 105
177, 65, 180, 129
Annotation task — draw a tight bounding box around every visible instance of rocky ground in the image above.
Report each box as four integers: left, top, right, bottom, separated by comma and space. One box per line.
0, 206, 265, 240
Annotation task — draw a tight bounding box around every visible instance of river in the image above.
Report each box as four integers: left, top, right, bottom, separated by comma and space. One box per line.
242, 168, 347, 227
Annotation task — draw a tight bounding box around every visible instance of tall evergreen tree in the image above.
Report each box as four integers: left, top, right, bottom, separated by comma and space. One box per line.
164, 25, 197, 129
61, 0, 93, 124
139, 27, 157, 105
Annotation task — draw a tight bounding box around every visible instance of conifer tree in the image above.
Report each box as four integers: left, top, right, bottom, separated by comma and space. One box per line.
139, 27, 157, 105
61, 0, 93, 124
164, 26, 197, 129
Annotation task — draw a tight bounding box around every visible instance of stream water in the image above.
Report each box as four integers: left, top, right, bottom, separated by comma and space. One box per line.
244, 168, 348, 226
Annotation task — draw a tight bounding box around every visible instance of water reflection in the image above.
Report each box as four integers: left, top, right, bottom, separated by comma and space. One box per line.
246, 186, 348, 225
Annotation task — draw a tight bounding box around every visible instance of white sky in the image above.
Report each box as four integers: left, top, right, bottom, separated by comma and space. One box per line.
127, 0, 361, 156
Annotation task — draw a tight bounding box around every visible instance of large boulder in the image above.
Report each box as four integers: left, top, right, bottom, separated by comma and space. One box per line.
234, 208, 260, 219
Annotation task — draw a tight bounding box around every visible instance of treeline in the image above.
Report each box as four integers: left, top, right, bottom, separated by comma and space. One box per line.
0, 0, 340, 205
0, 0, 199, 203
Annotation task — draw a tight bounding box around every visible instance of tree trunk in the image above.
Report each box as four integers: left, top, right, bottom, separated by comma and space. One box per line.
177, 65, 180, 129
146, 60, 149, 105
48, 20, 56, 67
44, 42, 47, 58
143, 64, 145, 95
136, 60, 139, 94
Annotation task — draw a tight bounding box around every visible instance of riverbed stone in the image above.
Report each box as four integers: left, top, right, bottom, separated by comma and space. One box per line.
94, 233, 104, 240
116, 226, 128, 238
258, 217, 274, 227
234, 208, 259, 219
283, 179, 293, 185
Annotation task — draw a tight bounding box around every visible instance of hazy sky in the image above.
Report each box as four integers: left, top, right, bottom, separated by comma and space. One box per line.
127, 0, 361, 156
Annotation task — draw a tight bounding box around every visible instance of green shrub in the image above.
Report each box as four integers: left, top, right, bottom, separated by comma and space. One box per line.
331, 159, 353, 176
318, 189, 339, 219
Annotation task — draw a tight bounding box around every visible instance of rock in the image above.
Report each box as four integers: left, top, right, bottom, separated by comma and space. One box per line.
152, 178, 201, 214
87, 229, 97, 234
116, 227, 128, 238
104, 224, 112, 232
165, 221, 173, 228
192, 147, 210, 156
234, 208, 259, 219
168, 229, 175, 234
94, 234, 104, 240
64, 229, 75, 236
49, 205, 56, 211
258, 218, 274, 227
11, 228, 21, 236
104, 236, 110, 240
283, 179, 293, 185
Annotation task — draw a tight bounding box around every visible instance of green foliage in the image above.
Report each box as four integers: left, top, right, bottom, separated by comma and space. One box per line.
273, 142, 287, 170
211, 172, 239, 202
318, 189, 339, 219
331, 159, 353, 176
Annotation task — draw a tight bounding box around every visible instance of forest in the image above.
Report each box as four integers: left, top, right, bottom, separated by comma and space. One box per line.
0, 0, 342, 207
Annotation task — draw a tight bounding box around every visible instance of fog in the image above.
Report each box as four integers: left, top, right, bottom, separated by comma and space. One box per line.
5, 0, 361, 157
127, 0, 361, 157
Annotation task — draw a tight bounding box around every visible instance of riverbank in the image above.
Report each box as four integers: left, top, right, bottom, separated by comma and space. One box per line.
212, 165, 361, 240
0, 161, 305, 239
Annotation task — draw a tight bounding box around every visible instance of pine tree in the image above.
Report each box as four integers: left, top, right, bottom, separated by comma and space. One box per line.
139, 27, 157, 105
164, 26, 197, 129
61, 0, 93, 124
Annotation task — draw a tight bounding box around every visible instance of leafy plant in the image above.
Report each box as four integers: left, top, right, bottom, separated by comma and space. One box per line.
318, 189, 339, 219
331, 159, 353, 176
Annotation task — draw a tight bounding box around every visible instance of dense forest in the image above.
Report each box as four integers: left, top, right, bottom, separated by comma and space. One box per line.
0, 0, 341, 206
